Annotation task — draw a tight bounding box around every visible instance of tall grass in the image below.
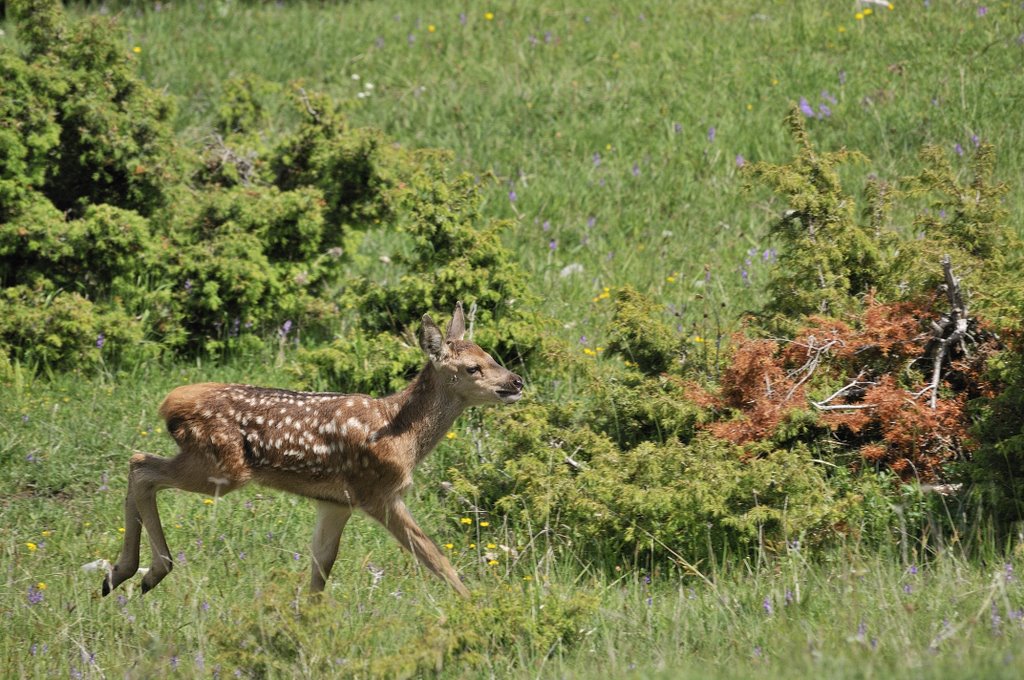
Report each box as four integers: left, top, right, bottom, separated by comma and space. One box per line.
4, 0, 1024, 676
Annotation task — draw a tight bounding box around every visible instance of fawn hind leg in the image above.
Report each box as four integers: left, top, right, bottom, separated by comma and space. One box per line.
102, 477, 144, 596
102, 449, 246, 596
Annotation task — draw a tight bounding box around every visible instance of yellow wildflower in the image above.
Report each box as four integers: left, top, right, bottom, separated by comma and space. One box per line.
839, 26, 846, 33
863, 7, 873, 15
488, 559, 499, 566
666, 275, 676, 283
444, 543, 454, 550
460, 517, 472, 525
523, 575, 533, 581
888, 3, 894, 9
486, 543, 497, 549
484, 12, 494, 21
479, 521, 490, 527
605, 143, 612, 152
132, 46, 141, 54
203, 498, 214, 505
469, 543, 476, 548
771, 78, 779, 86
36, 582, 47, 590
428, 24, 436, 33
41, 530, 52, 537
693, 336, 704, 343
26, 542, 37, 552
746, 103, 753, 111
855, 12, 864, 20
446, 431, 457, 440
118, 527, 125, 533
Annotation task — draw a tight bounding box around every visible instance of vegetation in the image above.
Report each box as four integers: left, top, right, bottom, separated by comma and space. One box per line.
4, 1, 1024, 677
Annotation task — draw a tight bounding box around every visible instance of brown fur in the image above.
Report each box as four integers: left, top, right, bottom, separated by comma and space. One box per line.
101, 304, 523, 598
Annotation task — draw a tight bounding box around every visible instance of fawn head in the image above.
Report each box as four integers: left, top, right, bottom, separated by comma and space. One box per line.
419, 302, 524, 406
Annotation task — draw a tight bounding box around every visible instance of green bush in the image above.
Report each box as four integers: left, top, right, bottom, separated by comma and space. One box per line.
0, 0, 538, 371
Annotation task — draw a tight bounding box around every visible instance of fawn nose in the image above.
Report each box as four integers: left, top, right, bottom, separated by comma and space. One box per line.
511, 374, 524, 391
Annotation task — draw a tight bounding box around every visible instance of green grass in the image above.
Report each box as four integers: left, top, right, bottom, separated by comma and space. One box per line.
102, 0, 1024, 347
4, 0, 1024, 676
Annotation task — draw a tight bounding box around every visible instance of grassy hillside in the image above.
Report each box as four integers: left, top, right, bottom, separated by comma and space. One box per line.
4, 1, 1024, 677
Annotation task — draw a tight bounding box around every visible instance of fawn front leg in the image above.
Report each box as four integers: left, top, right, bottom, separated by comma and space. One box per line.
310, 501, 353, 593
366, 499, 470, 598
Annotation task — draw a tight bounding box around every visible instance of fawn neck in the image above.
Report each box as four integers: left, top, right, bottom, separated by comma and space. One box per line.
384, 363, 465, 463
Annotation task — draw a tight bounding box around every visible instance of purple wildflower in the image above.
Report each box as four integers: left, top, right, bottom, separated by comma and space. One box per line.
972, 134, 981, 147
646, 596, 653, 606
201, 601, 210, 612
184, 279, 192, 292
279, 320, 292, 338
784, 589, 794, 605
542, 220, 551, 231
1006, 563, 1014, 582
587, 216, 596, 228
509, 190, 517, 202
544, 31, 553, 44
799, 97, 815, 117
741, 269, 749, 285
549, 239, 557, 251
903, 583, 913, 594
632, 162, 640, 177
707, 126, 716, 142
375, 36, 385, 49
908, 565, 918, 575
735, 154, 745, 167
592, 152, 601, 167
818, 103, 832, 118
821, 90, 837, 105
27, 585, 43, 605
992, 603, 1003, 633
674, 122, 683, 134
22, 414, 29, 423
753, 646, 763, 658
459, 13, 467, 25
762, 596, 773, 615
955, 143, 964, 156
293, 552, 301, 561
978, 6, 988, 16
407, 33, 415, 45
195, 653, 205, 671
96, 333, 105, 349
170, 655, 179, 669
176, 550, 186, 565
857, 621, 867, 641
579, 335, 588, 345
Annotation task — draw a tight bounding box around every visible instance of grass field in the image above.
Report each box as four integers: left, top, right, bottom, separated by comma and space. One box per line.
4, 0, 1024, 677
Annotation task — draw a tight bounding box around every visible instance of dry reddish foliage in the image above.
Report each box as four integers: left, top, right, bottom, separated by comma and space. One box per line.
706, 296, 996, 482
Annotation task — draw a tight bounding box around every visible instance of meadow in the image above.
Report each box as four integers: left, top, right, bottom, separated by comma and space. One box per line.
4, 0, 1024, 677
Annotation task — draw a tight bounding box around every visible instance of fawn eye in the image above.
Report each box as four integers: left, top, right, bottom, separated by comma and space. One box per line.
466, 365, 482, 375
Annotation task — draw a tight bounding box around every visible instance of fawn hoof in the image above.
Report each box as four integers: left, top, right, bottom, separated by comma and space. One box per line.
140, 581, 152, 595
101, 578, 112, 597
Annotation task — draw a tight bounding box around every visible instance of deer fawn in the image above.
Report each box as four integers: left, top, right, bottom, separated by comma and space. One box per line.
101, 303, 523, 598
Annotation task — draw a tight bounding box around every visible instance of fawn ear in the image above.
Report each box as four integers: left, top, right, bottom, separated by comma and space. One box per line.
420, 314, 446, 363
445, 301, 466, 342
